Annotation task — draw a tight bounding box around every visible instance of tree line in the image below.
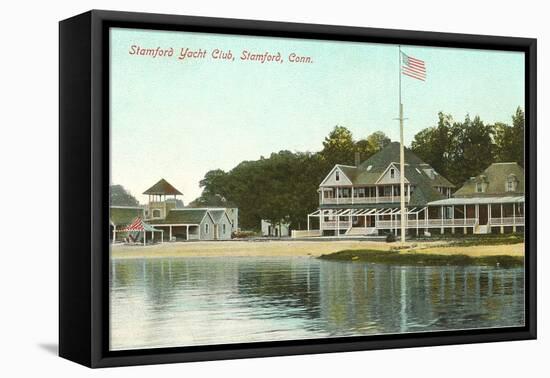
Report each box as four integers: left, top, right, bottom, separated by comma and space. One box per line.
111, 107, 524, 231
411, 107, 524, 186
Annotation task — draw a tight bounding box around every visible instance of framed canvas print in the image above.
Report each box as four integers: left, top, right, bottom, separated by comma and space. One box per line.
59, 10, 537, 368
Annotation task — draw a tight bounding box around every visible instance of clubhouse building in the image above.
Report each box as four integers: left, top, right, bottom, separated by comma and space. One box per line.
304, 142, 525, 237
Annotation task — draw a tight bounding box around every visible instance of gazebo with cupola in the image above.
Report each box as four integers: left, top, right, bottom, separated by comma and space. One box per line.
143, 178, 183, 221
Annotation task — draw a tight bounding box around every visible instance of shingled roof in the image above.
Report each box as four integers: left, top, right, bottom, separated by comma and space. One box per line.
454, 162, 524, 198
208, 209, 229, 224
321, 142, 455, 207
143, 179, 183, 196
150, 209, 209, 225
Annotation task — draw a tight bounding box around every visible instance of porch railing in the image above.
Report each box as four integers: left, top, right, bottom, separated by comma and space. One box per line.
489, 216, 525, 226
321, 221, 352, 230
376, 218, 477, 229
320, 196, 408, 205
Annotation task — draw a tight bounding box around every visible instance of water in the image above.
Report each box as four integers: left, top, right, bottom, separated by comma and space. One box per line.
110, 257, 524, 351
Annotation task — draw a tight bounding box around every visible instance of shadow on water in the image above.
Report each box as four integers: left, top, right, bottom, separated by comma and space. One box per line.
109, 257, 525, 350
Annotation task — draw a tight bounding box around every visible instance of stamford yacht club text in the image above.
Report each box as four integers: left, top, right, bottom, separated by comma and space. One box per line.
128, 45, 314, 64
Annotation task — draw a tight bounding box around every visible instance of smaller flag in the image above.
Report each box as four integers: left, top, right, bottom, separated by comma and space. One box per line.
123, 217, 144, 231
401, 52, 426, 81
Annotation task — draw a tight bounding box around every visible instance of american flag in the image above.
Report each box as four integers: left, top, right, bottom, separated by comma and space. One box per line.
401, 52, 426, 81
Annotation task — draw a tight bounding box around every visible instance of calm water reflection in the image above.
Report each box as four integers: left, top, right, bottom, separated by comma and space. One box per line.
110, 257, 524, 350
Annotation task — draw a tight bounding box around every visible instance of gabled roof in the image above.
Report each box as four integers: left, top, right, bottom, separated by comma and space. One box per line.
353, 142, 454, 187
337, 165, 358, 181
110, 206, 144, 226
143, 178, 183, 196
151, 209, 209, 225
322, 142, 455, 188
208, 209, 230, 224
319, 165, 356, 186
454, 162, 524, 197
403, 166, 447, 205
319, 142, 455, 207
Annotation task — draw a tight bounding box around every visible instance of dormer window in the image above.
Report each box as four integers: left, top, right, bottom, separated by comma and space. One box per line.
507, 174, 518, 192
152, 209, 161, 218
335, 171, 340, 181
390, 168, 396, 179
476, 183, 484, 193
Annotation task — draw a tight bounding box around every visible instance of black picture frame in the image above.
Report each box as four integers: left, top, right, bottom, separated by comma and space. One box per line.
59, 9, 537, 368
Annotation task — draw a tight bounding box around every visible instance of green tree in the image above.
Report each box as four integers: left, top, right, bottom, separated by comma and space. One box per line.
320, 125, 355, 166
110, 184, 140, 206
511, 107, 525, 166
356, 131, 391, 161
411, 112, 452, 178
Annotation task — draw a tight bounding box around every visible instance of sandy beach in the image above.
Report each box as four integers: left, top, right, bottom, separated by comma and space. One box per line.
110, 239, 524, 259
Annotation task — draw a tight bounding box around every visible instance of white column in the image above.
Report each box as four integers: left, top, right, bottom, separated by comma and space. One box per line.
351, 187, 354, 204
425, 207, 428, 227
391, 186, 394, 203
451, 206, 455, 234
307, 214, 310, 231
143, 231, 146, 246
336, 211, 340, 235
336, 187, 339, 204
513, 203, 516, 232
440, 205, 444, 234
169, 225, 173, 241
112, 225, 116, 243
376, 186, 379, 203
500, 203, 504, 234
186, 225, 189, 241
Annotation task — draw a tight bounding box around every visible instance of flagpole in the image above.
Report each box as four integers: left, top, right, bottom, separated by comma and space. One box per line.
399, 45, 406, 244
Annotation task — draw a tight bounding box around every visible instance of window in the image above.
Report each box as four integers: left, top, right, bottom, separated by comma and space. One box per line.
390, 168, 395, 179
152, 209, 161, 218
205, 223, 209, 234
222, 224, 226, 234
335, 171, 340, 181
476, 183, 483, 193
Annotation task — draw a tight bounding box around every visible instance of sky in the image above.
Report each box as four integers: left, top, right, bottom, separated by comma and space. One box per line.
110, 27, 525, 205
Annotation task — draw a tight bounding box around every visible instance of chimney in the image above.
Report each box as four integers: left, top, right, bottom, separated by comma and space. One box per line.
354, 152, 360, 167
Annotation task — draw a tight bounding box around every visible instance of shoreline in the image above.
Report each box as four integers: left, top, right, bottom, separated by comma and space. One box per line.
110, 239, 524, 260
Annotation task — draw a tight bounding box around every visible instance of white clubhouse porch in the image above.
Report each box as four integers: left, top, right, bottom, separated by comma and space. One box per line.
306, 196, 524, 236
